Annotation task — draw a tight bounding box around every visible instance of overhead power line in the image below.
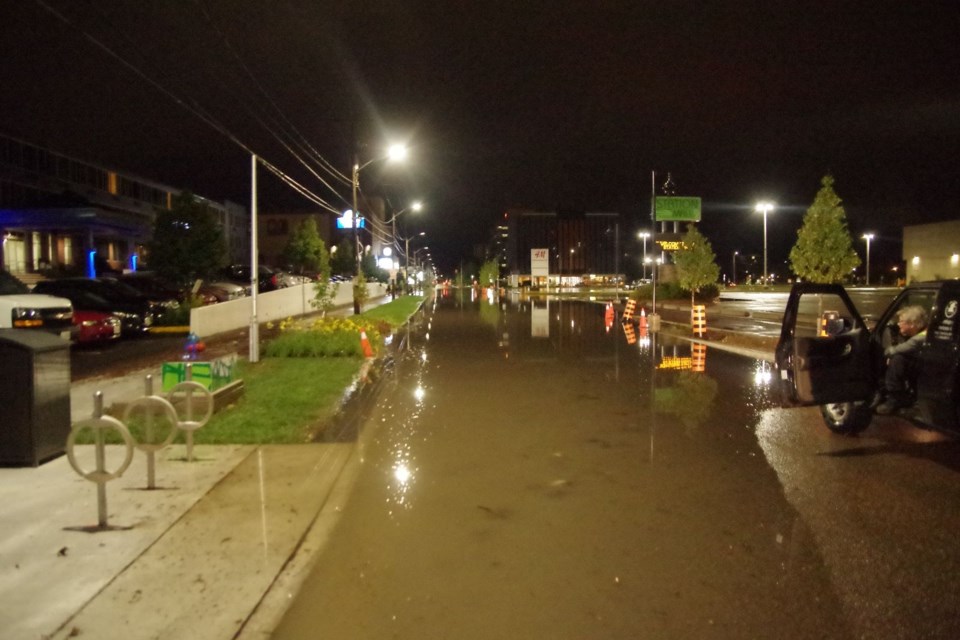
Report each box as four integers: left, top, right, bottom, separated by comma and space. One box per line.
32, 0, 349, 213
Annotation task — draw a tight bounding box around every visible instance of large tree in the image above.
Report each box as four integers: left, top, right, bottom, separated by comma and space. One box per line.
330, 238, 354, 277
789, 175, 860, 283
283, 216, 328, 277
147, 192, 225, 287
360, 250, 388, 282
674, 223, 720, 305
478, 258, 500, 287
282, 217, 337, 312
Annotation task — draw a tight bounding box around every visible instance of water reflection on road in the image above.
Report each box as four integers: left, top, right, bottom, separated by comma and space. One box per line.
273, 291, 883, 638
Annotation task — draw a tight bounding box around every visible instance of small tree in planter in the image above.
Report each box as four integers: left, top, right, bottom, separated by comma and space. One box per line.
674, 223, 720, 309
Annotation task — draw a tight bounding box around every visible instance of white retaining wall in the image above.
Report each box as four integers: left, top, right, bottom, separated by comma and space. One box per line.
189, 281, 388, 338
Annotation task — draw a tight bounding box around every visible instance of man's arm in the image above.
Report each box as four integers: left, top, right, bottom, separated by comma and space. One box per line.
885, 330, 927, 357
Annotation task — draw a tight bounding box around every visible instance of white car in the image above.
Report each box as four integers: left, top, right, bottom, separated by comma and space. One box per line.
0, 270, 74, 339
198, 280, 248, 302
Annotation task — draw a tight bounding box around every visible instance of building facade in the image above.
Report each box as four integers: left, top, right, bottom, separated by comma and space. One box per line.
504, 208, 622, 287
903, 220, 960, 283
0, 133, 249, 277
257, 211, 339, 269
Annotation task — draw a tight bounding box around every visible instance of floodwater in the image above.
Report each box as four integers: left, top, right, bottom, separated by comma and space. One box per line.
271, 290, 958, 639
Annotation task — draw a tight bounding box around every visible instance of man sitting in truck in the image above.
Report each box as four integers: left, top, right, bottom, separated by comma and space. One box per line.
875, 305, 928, 415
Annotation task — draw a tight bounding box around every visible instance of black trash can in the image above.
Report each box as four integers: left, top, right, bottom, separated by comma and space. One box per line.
0, 329, 71, 466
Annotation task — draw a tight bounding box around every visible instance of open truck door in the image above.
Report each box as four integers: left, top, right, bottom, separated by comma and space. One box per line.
774, 284, 876, 433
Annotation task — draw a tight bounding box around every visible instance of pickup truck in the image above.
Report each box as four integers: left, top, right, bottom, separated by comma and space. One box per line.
0, 270, 73, 339
774, 281, 960, 436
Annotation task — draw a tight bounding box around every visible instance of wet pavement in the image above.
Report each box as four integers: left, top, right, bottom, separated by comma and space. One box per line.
272, 292, 856, 638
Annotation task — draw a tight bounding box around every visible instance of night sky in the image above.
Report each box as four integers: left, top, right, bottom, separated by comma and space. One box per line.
2, 1, 958, 277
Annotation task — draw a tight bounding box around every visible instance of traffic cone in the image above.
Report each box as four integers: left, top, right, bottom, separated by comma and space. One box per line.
359, 330, 373, 358
639, 307, 648, 332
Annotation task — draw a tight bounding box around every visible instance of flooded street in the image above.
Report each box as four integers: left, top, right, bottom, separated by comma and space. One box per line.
272, 291, 960, 639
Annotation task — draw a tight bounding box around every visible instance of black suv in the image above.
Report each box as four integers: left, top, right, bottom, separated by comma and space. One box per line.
774, 281, 960, 435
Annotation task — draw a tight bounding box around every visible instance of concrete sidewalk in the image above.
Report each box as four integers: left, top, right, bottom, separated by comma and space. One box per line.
0, 436, 360, 640
3, 331, 376, 640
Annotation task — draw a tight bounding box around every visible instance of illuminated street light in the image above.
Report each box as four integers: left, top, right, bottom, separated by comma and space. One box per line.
638, 231, 650, 279
732, 250, 738, 285
862, 233, 874, 286
402, 231, 426, 293
387, 201, 423, 293
755, 202, 775, 286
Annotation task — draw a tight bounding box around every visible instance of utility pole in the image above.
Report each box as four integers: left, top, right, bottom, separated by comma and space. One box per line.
351, 155, 361, 314
249, 154, 259, 363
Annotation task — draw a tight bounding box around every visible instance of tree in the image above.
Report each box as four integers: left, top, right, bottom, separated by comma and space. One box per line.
282, 217, 337, 313
283, 216, 328, 277
478, 258, 500, 287
330, 239, 354, 277
353, 270, 370, 312
147, 192, 225, 287
360, 250, 387, 282
674, 224, 720, 306
789, 175, 860, 283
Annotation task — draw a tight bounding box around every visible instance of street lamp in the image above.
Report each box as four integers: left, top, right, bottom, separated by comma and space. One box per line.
351, 143, 408, 313
386, 200, 422, 226
755, 202, 775, 286
862, 233, 874, 286
402, 231, 426, 292
387, 201, 423, 292
638, 231, 650, 280
412, 246, 429, 285
732, 250, 738, 285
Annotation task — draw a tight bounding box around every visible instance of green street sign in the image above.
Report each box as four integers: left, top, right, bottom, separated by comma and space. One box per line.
655, 196, 701, 222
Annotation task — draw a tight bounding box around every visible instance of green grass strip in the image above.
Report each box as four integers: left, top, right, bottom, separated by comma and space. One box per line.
196, 358, 363, 443
75, 295, 426, 445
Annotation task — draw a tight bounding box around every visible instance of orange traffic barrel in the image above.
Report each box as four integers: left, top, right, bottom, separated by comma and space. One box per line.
692, 343, 707, 372
692, 304, 707, 337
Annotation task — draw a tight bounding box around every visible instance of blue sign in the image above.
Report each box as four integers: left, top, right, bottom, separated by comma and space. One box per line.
337, 210, 366, 229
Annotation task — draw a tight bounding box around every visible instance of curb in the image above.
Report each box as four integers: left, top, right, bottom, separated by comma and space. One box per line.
149, 325, 191, 334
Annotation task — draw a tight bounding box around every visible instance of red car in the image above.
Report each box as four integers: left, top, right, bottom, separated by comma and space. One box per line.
72, 309, 122, 345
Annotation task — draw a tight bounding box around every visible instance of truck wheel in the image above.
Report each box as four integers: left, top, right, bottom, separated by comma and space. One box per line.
820, 402, 872, 435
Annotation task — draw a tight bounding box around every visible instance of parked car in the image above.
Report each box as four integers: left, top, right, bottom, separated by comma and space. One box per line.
113, 272, 185, 305
218, 264, 281, 293
72, 309, 121, 345
97, 276, 177, 318
774, 281, 960, 436
198, 281, 247, 303
32, 278, 154, 336
275, 269, 312, 287
0, 270, 74, 338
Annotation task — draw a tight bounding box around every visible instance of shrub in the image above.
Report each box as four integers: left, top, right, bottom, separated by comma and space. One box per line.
657, 281, 687, 300
695, 283, 720, 302
155, 295, 204, 326
264, 316, 384, 358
